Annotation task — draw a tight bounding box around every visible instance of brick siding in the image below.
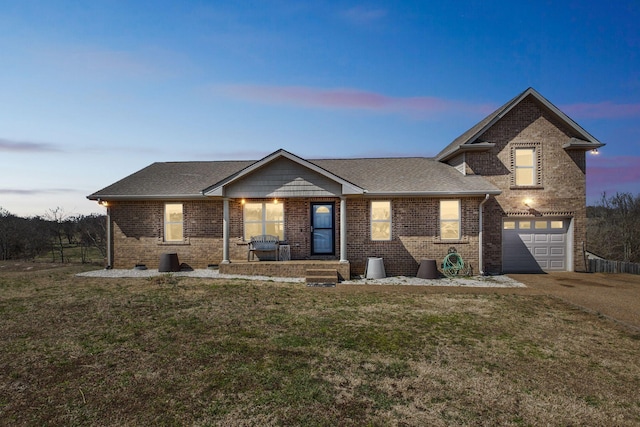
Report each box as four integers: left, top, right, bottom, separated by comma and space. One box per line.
465, 96, 587, 273
108, 196, 482, 276
346, 198, 481, 277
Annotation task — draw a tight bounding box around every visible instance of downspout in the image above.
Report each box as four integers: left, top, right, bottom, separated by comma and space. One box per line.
478, 194, 490, 275
106, 204, 112, 269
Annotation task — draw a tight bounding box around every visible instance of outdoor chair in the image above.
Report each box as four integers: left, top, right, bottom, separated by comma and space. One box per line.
247, 235, 280, 261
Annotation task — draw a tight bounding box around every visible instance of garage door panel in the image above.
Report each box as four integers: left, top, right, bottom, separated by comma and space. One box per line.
503, 218, 569, 273
534, 247, 549, 256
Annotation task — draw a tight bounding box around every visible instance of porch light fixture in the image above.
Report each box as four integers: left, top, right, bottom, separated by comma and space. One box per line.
98, 199, 109, 207
591, 148, 599, 155
240, 198, 246, 205
273, 198, 278, 204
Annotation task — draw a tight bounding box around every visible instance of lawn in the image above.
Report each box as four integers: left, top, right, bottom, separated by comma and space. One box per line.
1, 263, 639, 426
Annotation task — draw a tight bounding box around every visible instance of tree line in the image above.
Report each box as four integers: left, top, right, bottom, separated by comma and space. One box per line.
0, 207, 106, 263
587, 192, 640, 264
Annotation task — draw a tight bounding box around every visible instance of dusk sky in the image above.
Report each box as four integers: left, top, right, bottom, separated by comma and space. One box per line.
1, 1, 639, 217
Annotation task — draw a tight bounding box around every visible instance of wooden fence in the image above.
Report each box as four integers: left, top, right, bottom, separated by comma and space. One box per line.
588, 258, 640, 274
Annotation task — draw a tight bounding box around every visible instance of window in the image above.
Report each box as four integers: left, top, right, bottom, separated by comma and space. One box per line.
503, 221, 516, 230
243, 202, 284, 241
440, 200, 460, 240
550, 220, 564, 229
535, 221, 547, 229
164, 203, 183, 242
371, 201, 391, 240
515, 148, 535, 186
519, 221, 531, 229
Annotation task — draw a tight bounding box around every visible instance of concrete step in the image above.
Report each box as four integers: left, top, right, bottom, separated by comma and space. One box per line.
305, 269, 338, 287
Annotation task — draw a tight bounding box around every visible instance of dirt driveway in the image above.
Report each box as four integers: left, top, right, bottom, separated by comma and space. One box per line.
508, 272, 640, 332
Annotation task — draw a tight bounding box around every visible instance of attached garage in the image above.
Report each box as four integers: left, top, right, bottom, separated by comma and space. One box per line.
502, 218, 572, 273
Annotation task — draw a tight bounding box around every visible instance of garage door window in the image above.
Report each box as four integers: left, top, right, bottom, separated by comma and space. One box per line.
535, 221, 547, 229
519, 221, 531, 229
551, 221, 563, 229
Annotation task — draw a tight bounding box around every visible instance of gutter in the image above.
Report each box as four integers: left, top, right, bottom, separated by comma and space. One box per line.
478, 193, 490, 275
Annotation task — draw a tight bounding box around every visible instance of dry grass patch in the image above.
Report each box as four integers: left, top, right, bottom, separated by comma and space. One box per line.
1, 263, 639, 426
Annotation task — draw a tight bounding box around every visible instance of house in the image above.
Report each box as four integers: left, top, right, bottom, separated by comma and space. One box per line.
88, 88, 604, 277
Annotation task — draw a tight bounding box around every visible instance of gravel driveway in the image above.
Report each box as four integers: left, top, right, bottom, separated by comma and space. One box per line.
509, 272, 640, 332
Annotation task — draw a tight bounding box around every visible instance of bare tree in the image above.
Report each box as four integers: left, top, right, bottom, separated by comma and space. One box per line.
74, 214, 107, 263
587, 192, 640, 263
45, 207, 68, 263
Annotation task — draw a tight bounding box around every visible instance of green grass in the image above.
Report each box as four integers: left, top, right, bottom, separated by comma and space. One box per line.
0, 263, 639, 426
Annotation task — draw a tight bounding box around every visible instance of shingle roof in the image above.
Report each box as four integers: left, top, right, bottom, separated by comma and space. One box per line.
88, 161, 253, 199
88, 155, 499, 200
312, 157, 499, 195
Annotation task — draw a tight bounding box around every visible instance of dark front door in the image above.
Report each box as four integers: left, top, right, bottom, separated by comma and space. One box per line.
311, 203, 334, 255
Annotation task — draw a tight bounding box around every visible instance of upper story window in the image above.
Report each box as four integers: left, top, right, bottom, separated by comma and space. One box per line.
512, 143, 542, 187
515, 148, 535, 185
371, 201, 391, 241
164, 203, 184, 241
244, 201, 284, 241
440, 200, 461, 240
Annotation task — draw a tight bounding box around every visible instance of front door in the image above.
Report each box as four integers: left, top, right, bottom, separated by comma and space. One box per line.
311, 203, 334, 255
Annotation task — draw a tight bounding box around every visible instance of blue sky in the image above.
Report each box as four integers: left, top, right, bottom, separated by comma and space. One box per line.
1, 1, 639, 217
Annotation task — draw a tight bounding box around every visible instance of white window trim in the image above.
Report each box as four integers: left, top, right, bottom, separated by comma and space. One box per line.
440, 199, 461, 241
243, 202, 285, 241
371, 200, 392, 241
511, 143, 542, 188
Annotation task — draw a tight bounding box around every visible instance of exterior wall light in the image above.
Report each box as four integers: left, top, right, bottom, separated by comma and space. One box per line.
591, 148, 599, 155
523, 198, 533, 207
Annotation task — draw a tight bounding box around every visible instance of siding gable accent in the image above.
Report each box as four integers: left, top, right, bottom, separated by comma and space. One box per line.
225, 157, 342, 198
203, 149, 363, 197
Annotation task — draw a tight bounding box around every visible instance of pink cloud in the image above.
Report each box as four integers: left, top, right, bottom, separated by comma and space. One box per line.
561, 102, 640, 119
587, 155, 640, 199
216, 84, 495, 117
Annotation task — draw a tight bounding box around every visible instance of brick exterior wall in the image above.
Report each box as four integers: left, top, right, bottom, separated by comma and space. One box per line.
108, 196, 482, 276
346, 197, 482, 277
465, 96, 588, 273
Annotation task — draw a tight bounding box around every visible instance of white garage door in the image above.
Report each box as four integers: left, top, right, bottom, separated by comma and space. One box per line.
502, 218, 569, 273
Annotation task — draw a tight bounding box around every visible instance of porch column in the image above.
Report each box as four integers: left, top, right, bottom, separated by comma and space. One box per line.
340, 197, 348, 263
222, 198, 230, 264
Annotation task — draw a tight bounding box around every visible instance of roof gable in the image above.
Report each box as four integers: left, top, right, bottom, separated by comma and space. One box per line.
436, 87, 604, 162
203, 149, 364, 196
